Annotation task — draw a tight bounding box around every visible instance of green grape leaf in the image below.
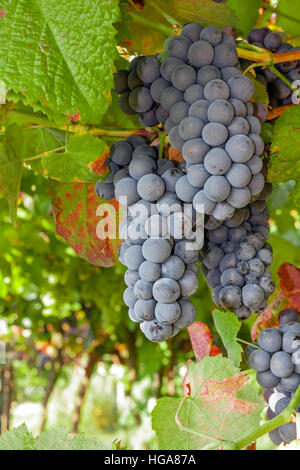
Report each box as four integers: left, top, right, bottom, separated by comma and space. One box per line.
49, 180, 119, 267
0, 0, 120, 123
0, 424, 35, 450
42, 134, 107, 183
120, 0, 239, 55
268, 106, 300, 184
33, 429, 107, 450
152, 356, 264, 450
0, 124, 62, 219
226, 0, 260, 35
276, 0, 300, 37
213, 309, 242, 366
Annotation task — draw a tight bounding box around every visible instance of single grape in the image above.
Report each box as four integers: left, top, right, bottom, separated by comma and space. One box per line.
207, 99, 234, 124
256, 370, 280, 389
227, 117, 250, 136
206, 269, 221, 288
136, 56, 161, 83
155, 105, 168, 124
142, 319, 172, 342
168, 36, 191, 61
139, 260, 161, 282
230, 99, 247, 117
220, 268, 244, 287
111, 140, 133, 166
174, 239, 199, 264
203, 246, 224, 269
153, 278, 181, 303
200, 25, 222, 46
173, 299, 196, 328
134, 299, 156, 321
178, 270, 198, 296
221, 66, 241, 82
156, 192, 182, 217
125, 269, 140, 287
178, 116, 204, 140
279, 373, 300, 393
213, 43, 238, 68
129, 155, 156, 180
115, 177, 139, 206
197, 65, 222, 86
142, 238, 171, 263
270, 351, 294, 378
137, 174, 165, 202
204, 148, 232, 175
155, 301, 181, 324
187, 163, 210, 187
258, 328, 282, 353
193, 189, 216, 215
123, 287, 138, 308
160, 87, 183, 111
129, 87, 153, 113
188, 40, 214, 67
150, 77, 170, 103
204, 175, 231, 202
282, 331, 300, 354
181, 22, 203, 42
227, 75, 254, 102
279, 309, 299, 326
157, 159, 175, 176
248, 349, 271, 372
264, 32, 281, 50
202, 123, 229, 146
168, 125, 185, 150
171, 64, 196, 91
134, 279, 153, 300
114, 69, 129, 94
119, 91, 135, 115
208, 225, 229, 243
161, 255, 185, 280
175, 175, 199, 202
169, 101, 189, 124
95, 181, 115, 200
184, 84, 204, 104
204, 79, 230, 101
219, 285, 242, 309
219, 253, 237, 272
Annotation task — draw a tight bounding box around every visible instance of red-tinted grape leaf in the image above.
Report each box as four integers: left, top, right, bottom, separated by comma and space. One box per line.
49, 180, 119, 267
152, 355, 264, 450
187, 321, 213, 362
278, 263, 300, 312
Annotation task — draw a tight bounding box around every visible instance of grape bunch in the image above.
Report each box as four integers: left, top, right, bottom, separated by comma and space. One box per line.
247, 27, 300, 106
95, 134, 149, 201
158, 25, 265, 220
246, 308, 300, 445
200, 183, 274, 318
96, 136, 202, 342
113, 55, 166, 126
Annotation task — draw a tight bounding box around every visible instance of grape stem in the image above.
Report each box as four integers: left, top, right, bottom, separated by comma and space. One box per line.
158, 130, 166, 160
236, 338, 261, 349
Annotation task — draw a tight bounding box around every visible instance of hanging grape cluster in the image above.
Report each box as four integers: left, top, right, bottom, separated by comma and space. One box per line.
246, 309, 300, 444
96, 22, 275, 342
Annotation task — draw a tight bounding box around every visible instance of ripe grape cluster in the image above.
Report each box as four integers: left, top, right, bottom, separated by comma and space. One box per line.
95, 136, 203, 342
247, 27, 300, 106
200, 184, 274, 318
113, 56, 164, 126
144, 24, 265, 221
246, 309, 300, 445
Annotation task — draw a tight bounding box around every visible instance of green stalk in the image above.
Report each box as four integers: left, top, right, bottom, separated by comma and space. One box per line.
236, 338, 261, 349
158, 130, 166, 160
5, 109, 145, 138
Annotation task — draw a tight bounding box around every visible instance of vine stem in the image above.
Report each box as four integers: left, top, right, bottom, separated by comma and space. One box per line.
230, 384, 300, 450
24, 146, 66, 162
236, 338, 260, 349
5, 109, 152, 138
